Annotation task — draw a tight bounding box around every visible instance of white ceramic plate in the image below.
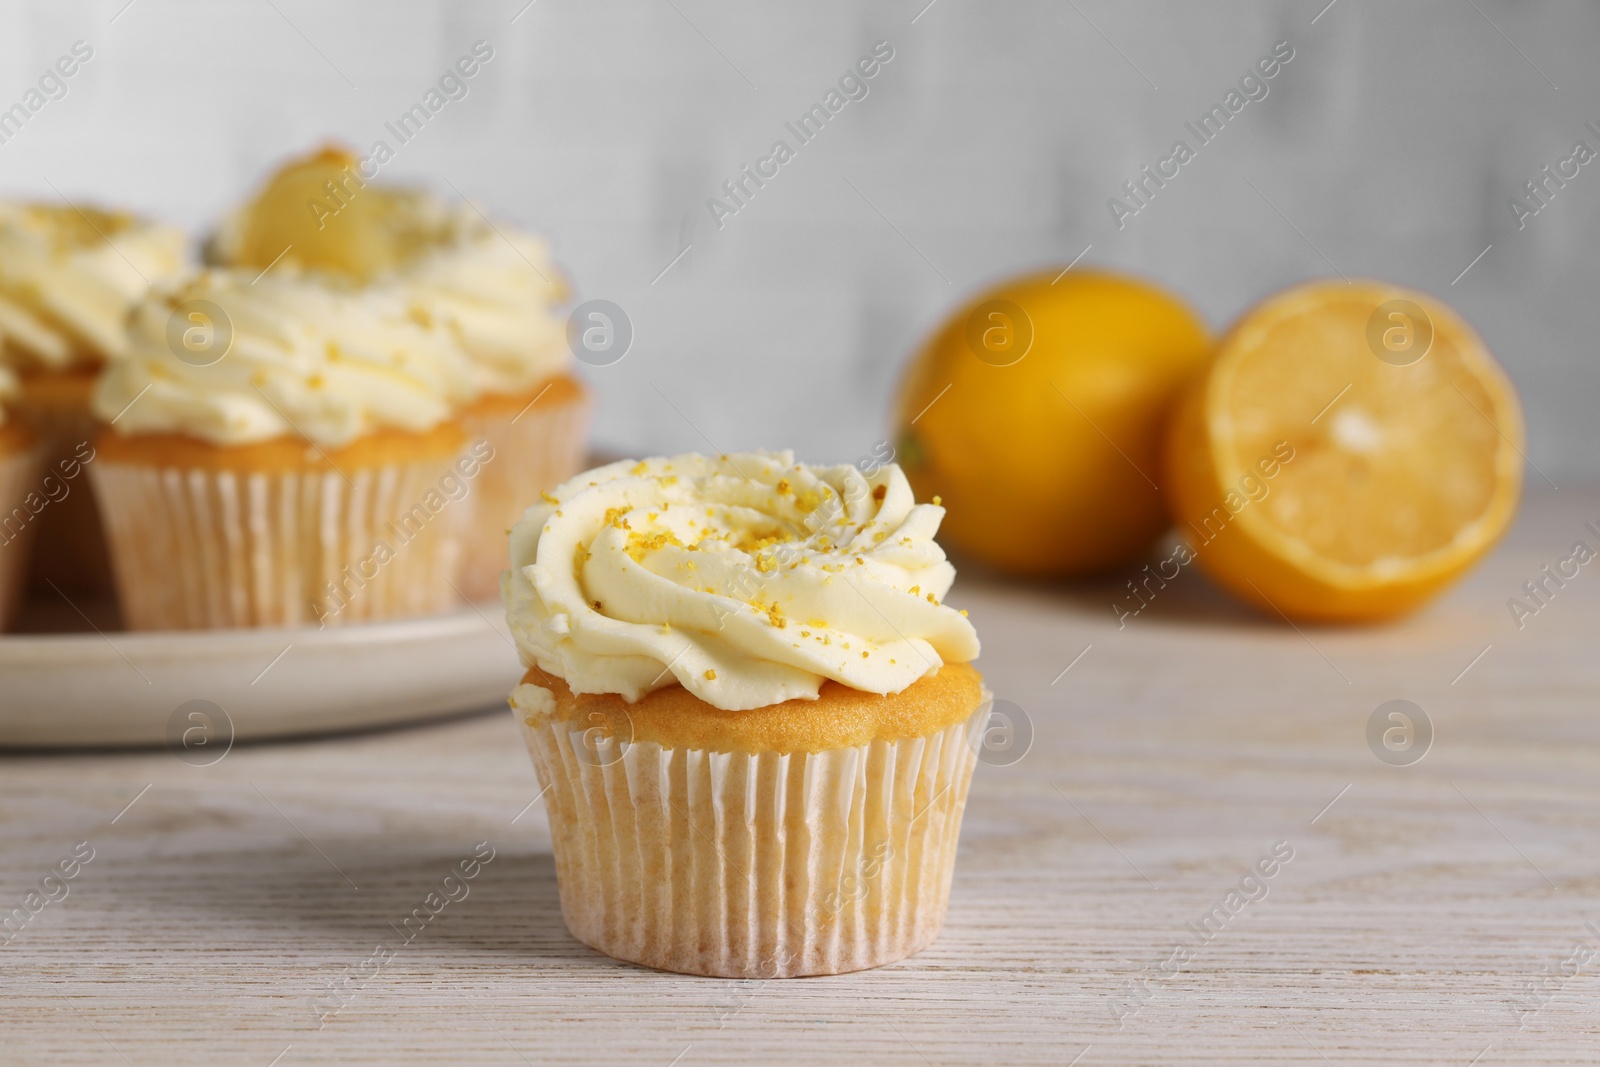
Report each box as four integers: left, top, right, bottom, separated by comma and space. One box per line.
0, 604, 523, 748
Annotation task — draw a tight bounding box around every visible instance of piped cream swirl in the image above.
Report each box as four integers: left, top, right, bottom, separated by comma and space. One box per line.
212, 170, 570, 399
503, 452, 980, 711
377, 191, 570, 398
91, 268, 476, 448
0, 202, 186, 371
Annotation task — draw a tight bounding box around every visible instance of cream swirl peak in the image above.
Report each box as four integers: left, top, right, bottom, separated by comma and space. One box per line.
91, 268, 476, 448
503, 452, 980, 711
0, 202, 186, 371
212, 152, 570, 399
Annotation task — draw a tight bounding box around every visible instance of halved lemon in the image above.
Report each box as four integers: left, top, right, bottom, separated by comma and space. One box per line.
1163, 279, 1524, 622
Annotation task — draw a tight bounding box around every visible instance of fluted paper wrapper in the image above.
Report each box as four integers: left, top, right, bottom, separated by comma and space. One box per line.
0, 442, 46, 631
518, 701, 987, 978
91, 456, 464, 630
458, 389, 593, 601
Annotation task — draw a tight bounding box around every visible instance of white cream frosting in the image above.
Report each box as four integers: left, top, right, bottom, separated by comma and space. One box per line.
213, 183, 570, 399
0, 202, 186, 371
91, 268, 477, 448
379, 192, 570, 398
502, 452, 980, 711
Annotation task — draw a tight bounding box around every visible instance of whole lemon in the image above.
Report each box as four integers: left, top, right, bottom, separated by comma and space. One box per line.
894, 270, 1210, 577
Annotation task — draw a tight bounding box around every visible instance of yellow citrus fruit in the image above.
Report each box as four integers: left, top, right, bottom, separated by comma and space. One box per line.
224, 145, 406, 281
1163, 279, 1524, 622
894, 269, 1211, 576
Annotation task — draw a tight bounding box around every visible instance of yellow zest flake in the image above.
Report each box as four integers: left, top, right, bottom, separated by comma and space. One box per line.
932, 495, 942, 506
861, 650, 869, 658
908, 585, 920, 596
901, 537, 912, 545
926, 593, 938, 604
842, 642, 851, 650
890, 658, 896, 665
776, 478, 792, 494
755, 554, 777, 574
685, 560, 696, 570
541, 491, 560, 504
873, 484, 886, 502
854, 556, 865, 565
630, 461, 649, 475
764, 601, 787, 628
800, 630, 810, 638
821, 563, 843, 573
657, 475, 679, 487
796, 489, 823, 513
574, 543, 591, 569
647, 512, 658, 522
959, 609, 969, 616
626, 528, 683, 562
706, 507, 715, 517
815, 537, 834, 553
873, 531, 887, 542
604, 506, 633, 530
823, 635, 832, 645
704, 669, 717, 680
307, 373, 325, 389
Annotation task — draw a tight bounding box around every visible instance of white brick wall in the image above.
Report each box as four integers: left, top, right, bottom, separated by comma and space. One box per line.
1, 0, 1595, 477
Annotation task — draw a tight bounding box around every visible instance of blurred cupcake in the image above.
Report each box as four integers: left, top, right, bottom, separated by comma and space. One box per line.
89, 268, 478, 630
0, 201, 185, 592
0, 367, 45, 629
212, 146, 592, 601
504, 452, 984, 977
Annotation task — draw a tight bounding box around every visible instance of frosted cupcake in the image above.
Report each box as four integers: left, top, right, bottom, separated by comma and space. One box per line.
212, 147, 592, 601
89, 268, 478, 630
504, 452, 984, 977
0, 202, 186, 591
0, 367, 45, 629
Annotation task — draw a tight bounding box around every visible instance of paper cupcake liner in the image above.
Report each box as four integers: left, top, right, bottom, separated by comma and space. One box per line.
0, 441, 47, 631
90, 455, 466, 630
517, 699, 987, 978
458, 388, 593, 602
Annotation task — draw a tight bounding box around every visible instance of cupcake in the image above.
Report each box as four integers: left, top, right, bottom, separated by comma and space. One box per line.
88, 268, 479, 630
212, 146, 592, 601
503, 452, 984, 977
0, 367, 45, 629
0, 202, 186, 592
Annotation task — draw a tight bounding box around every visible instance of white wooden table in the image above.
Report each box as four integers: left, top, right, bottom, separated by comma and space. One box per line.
3, 488, 1597, 1066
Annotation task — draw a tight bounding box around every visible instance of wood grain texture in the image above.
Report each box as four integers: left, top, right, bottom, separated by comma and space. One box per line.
2, 488, 1598, 1066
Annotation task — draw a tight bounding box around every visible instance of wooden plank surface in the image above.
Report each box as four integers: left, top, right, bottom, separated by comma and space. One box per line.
2, 488, 1597, 1066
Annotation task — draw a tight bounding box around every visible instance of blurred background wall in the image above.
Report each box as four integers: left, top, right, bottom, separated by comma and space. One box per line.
1, 0, 1594, 478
